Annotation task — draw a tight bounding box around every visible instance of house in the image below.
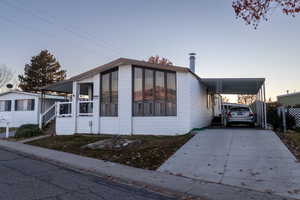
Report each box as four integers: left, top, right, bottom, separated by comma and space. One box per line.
41, 56, 267, 135
277, 92, 300, 107
0, 90, 65, 127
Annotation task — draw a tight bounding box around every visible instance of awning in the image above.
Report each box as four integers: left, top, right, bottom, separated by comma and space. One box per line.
201, 78, 265, 95
42, 80, 73, 94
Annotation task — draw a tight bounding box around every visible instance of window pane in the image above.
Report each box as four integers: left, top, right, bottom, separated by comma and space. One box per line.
5, 100, 11, 111
100, 70, 118, 116
0, 101, 5, 112
132, 67, 177, 117
144, 69, 154, 116
133, 68, 143, 116
155, 71, 165, 116
111, 71, 118, 116
101, 73, 110, 116
166, 73, 176, 116
28, 99, 35, 111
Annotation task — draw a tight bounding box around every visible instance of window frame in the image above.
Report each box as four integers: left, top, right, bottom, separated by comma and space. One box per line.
132, 66, 177, 117
0, 100, 12, 112
14, 99, 35, 111
100, 67, 118, 117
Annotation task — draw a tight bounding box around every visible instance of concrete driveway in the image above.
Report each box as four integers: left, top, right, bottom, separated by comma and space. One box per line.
159, 129, 300, 199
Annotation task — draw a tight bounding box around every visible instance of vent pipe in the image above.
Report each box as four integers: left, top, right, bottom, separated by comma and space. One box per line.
189, 53, 196, 73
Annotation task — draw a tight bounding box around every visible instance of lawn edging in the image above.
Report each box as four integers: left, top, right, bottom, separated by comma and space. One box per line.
0, 140, 291, 200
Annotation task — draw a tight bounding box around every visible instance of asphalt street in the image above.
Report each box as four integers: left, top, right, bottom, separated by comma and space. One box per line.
0, 148, 177, 200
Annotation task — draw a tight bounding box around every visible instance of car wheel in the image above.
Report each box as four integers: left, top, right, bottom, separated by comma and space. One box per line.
249, 123, 255, 128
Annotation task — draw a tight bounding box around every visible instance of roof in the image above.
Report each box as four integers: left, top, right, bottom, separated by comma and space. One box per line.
201, 78, 265, 95
277, 91, 300, 98
42, 57, 266, 95
223, 103, 249, 107
0, 90, 65, 99
42, 57, 194, 93
42, 58, 192, 90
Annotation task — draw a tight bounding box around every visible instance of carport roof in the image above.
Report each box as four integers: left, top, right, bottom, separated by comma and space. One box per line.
201, 78, 265, 95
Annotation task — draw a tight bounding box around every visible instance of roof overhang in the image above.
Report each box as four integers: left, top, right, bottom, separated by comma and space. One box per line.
42, 80, 73, 94
201, 78, 265, 95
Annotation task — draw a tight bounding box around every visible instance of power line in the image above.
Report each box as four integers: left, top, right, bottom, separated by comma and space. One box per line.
0, 15, 116, 66
0, 0, 124, 58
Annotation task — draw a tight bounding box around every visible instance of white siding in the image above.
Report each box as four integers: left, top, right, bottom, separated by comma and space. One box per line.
56, 117, 74, 135
77, 117, 94, 134
100, 117, 120, 134
189, 73, 213, 129
55, 65, 213, 135
118, 65, 132, 134
132, 71, 190, 135
0, 93, 39, 127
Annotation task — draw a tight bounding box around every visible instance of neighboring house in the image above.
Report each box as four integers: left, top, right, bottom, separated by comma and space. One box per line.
0, 90, 64, 127
277, 92, 300, 107
42, 57, 266, 136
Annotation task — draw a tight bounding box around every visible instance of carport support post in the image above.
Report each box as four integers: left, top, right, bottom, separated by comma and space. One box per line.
260, 87, 264, 128
263, 82, 267, 129
281, 107, 287, 133
5, 122, 9, 138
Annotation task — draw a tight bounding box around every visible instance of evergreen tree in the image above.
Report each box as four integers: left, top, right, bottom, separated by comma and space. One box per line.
19, 50, 66, 92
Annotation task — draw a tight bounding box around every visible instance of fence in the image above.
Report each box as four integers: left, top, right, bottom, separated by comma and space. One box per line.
288, 108, 300, 128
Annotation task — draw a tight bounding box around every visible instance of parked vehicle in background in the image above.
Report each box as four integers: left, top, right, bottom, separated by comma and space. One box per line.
227, 106, 255, 127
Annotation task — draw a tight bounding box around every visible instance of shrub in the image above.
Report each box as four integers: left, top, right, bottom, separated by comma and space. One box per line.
286, 113, 296, 130
15, 124, 42, 138
267, 104, 281, 130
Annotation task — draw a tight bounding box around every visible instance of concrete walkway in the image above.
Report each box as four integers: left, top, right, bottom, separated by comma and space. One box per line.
159, 129, 300, 199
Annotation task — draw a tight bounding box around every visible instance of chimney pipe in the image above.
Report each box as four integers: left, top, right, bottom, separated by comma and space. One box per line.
189, 53, 196, 73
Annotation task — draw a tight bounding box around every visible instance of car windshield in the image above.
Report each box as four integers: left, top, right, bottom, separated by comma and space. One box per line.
230, 107, 250, 112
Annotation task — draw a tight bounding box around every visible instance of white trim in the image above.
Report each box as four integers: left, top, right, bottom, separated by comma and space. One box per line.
57, 102, 72, 117
0, 90, 65, 100
78, 100, 94, 116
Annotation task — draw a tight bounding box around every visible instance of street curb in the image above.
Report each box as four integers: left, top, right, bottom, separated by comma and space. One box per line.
0, 140, 295, 200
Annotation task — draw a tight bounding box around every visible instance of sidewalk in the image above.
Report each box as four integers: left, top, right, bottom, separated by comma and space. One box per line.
0, 140, 295, 200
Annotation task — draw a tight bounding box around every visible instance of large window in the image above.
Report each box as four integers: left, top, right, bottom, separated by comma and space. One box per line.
133, 66, 176, 116
15, 99, 35, 111
100, 69, 118, 116
0, 100, 11, 112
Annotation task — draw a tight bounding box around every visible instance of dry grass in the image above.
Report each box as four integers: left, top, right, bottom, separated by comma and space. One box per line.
280, 129, 300, 160
27, 133, 193, 170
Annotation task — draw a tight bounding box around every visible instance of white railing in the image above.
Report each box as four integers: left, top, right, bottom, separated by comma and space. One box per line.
39, 103, 57, 128
78, 101, 93, 116
57, 102, 72, 117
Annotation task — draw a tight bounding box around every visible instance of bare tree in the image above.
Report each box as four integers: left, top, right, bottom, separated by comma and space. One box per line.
147, 55, 173, 66
222, 96, 230, 103
237, 95, 256, 105
0, 64, 18, 92
233, 0, 300, 28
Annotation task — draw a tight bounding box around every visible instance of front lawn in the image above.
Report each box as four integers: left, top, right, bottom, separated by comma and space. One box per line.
27, 133, 193, 170
280, 129, 300, 160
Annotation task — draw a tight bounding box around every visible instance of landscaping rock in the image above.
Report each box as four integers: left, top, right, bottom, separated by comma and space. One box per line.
82, 138, 142, 150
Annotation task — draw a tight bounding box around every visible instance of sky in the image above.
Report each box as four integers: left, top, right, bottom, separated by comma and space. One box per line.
0, 0, 299, 102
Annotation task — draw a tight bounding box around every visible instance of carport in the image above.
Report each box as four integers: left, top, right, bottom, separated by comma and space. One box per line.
201, 78, 267, 129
